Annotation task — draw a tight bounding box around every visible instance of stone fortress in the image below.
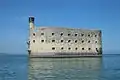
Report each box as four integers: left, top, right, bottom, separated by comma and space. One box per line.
27, 17, 102, 57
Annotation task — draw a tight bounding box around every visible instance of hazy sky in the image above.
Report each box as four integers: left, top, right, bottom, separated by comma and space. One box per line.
0, 0, 120, 54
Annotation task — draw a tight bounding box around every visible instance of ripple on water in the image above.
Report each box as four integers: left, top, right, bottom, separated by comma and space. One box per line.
0, 66, 16, 80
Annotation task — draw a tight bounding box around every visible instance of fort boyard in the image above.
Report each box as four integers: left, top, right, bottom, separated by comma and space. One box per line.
27, 17, 102, 58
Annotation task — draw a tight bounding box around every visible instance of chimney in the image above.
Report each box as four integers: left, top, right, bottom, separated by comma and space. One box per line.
29, 16, 34, 29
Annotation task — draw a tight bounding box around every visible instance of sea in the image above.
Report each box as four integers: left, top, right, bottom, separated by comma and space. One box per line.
0, 54, 120, 80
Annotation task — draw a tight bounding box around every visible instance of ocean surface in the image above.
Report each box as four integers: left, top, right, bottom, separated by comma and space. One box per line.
0, 54, 120, 80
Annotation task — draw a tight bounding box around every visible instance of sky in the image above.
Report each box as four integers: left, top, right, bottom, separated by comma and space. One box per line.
0, 0, 120, 54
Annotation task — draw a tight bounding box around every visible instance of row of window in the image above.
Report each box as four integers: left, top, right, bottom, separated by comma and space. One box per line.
33, 33, 98, 37
52, 47, 98, 52
33, 40, 98, 43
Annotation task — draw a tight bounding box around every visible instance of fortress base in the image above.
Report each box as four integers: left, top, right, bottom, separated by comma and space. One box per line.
29, 52, 102, 58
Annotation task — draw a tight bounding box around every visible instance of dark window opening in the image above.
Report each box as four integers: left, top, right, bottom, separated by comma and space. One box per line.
96, 48, 98, 52
75, 40, 77, 43
61, 40, 63, 42
82, 40, 84, 43
88, 34, 90, 37
60, 33, 63, 36
88, 40, 90, 43
81, 34, 84, 36
52, 40, 55, 42
75, 48, 78, 50
33, 33, 35, 36
61, 47, 64, 50
75, 33, 77, 36
52, 47, 55, 50
52, 33, 54, 35
68, 47, 71, 50
68, 34, 71, 36
41, 40, 44, 42
33, 40, 35, 43
41, 33, 44, 35
82, 48, 84, 50
95, 35, 97, 37
95, 41, 97, 43
68, 40, 71, 43
88, 48, 91, 50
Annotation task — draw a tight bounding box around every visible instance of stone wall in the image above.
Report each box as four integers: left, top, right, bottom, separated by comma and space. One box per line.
28, 27, 102, 56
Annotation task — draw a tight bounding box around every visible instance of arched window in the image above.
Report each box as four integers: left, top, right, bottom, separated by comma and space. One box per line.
68, 47, 71, 50
41, 33, 44, 35
88, 34, 90, 37
68, 34, 71, 36
52, 47, 55, 50
33, 40, 35, 43
88, 40, 90, 43
68, 40, 71, 43
61, 47, 64, 50
41, 40, 44, 42
75, 48, 78, 50
75, 40, 77, 43
33, 33, 35, 36
82, 48, 84, 50
88, 48, 91, 50
75, 33, 78, 36
60, 32, 63, 36
52, 33, 54, 35
81, 33, 84, 36
52, 40, 55, 42
95, 35, 97, 37
61, 40, 63, 42
96, 48, 98, 52
95, 41, 97, 43
82, 40, 84, 43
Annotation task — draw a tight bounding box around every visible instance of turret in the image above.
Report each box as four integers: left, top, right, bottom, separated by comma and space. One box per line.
29, 16, 34, 29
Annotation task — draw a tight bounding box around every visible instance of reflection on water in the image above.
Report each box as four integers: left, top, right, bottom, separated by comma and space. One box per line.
0, 54, 120, 80
28, 58, 102, 80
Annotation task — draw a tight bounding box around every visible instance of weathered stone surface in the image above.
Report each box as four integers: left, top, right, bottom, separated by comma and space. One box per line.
27, 17, 102, 57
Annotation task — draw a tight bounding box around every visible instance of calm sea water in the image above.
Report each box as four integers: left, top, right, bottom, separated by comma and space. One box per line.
0, 54, 120, 80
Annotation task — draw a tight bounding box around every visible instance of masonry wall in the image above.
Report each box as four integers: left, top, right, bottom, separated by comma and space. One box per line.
28, 27, 102, 56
